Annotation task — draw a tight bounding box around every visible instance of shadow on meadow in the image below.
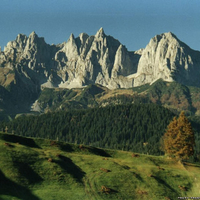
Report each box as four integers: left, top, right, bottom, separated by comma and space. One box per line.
150, 174, 181, 199
79, 145, 111, 157
13, 162, 43, 185
59, 143, 74, 152
87, 146, 111, 157
55, 155, 85, 183
49, 140, 74, 152
0, 170, 40, 200
2, 134, 40, 148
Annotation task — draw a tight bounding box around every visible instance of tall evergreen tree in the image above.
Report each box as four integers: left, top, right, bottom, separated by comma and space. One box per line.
163, 111, 195, 160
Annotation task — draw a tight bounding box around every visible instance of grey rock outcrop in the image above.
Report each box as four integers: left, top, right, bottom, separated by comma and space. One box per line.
60, 27, 134, 89
134, 32, 200, 87
0, 27, 138, 90
0, 28, 143, 113
1, 29, 200, 94
1, 28, 200, 114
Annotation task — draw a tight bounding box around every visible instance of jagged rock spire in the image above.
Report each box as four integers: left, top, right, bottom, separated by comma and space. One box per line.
68, 33, 75, 41
134, 32, 200, 87
2, 29, 200, 94
29, 31, 38, 38
95, 27, 105, 38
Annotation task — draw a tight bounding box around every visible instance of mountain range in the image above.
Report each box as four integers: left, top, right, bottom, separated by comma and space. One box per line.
0, 28, 200, 116
1, 29, 200, 200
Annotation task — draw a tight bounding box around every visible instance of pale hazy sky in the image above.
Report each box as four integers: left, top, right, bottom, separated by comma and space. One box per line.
0, 0, 200, 51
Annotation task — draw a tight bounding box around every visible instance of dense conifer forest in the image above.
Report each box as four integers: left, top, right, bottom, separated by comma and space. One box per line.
0, 103, 177, 155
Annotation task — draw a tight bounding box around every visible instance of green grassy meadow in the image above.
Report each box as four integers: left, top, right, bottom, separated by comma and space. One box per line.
0, 132, 200, 200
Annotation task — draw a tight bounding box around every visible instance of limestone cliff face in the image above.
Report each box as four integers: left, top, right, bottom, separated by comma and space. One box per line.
0, 29, 200, 94
134, 32, 200, 87
1, 29, 200, 114
55, 28, 139, 89
0, 28, 140, 91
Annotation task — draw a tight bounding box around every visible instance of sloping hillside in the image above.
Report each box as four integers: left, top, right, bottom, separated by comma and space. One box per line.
30, 80, 200, 116
0, 132, 200, 200
1, 79, 200, 119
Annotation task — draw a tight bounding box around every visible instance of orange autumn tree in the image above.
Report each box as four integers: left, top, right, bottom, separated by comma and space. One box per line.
163, 111, 195, 160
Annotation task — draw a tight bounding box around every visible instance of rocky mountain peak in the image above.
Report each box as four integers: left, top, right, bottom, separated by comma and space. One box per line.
27, 31, 47, 46
134, 32, 200, 87
68, 33, 75, 41
28, 31, 39, 42
1, 29, 200, 96
163, 31, 176, 38
78, 33, 89, 45
95, 27, 105, 38
79, 32, 89, 39
16, 34, 28, 44
149, 32, 179, 48
1, 28, 200, 115
29, 31, 37, 37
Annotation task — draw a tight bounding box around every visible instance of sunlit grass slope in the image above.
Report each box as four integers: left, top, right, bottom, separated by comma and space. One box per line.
0, 132, 200, 200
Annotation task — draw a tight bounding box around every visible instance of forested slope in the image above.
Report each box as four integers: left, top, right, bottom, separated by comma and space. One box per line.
0, 103, 176, 155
